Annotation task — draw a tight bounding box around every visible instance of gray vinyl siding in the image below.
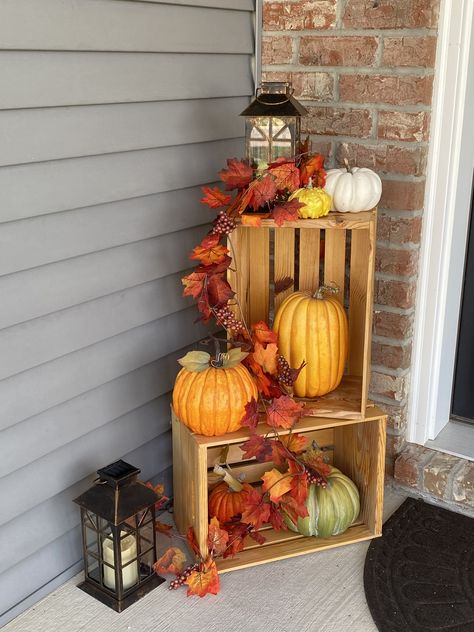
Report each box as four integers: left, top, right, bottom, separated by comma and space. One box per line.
0, 0, 255, 624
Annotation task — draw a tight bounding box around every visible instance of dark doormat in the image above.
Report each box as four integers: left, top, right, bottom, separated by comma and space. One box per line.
364, 497, 474, 632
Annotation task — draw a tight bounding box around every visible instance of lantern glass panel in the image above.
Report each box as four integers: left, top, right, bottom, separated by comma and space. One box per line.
245, 116, 296, 165
86, 552, 100, 585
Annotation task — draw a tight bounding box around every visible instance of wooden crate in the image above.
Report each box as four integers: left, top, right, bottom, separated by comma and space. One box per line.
172, 407, 386, 573
228, 210, 377, 420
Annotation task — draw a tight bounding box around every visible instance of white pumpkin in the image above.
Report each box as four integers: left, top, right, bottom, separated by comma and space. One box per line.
324, 160, 382, 213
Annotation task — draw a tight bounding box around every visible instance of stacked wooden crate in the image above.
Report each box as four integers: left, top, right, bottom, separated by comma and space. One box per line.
173, 209, 386, 570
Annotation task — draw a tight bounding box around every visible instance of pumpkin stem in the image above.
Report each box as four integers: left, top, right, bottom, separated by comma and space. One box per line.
313, 284, 340, 300
343, 158, 352, 173
210, 335, 225, 368
307, 176, 313, 189
214, 464, 244, 492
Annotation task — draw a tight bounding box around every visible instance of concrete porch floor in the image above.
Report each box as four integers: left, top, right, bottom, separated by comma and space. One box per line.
4, 488, 406, 632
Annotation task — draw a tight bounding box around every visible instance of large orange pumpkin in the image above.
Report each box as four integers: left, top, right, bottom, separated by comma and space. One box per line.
273, 288, 348, 398
172, 349, 258, 436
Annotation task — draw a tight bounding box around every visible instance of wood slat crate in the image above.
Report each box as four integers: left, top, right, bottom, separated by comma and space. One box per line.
228, 210, 377, 420
172, 407, 386, 573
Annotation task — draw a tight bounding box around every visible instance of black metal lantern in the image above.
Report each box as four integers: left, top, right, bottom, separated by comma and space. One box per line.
240, 81, 308, 166
73, 460, 165, 612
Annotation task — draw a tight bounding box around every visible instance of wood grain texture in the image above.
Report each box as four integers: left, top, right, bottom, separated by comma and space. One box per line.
0, 1, 253, 53
239, 211, 375, 230
324, 229, 346, 305
299, 227, 320, 293
274, 228, 295, 312
248, 228, 270, 325
348, 228, 371, 378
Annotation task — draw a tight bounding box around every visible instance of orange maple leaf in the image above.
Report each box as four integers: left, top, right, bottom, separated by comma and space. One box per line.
252, 342, 278, 375
155, 520, 173, 537
207, 517, 229, 557
240, 213, 267, 227
300, 153, 326, 187
182, 271, 207, 299
241, 486, 271, 529
267, 395, 305, 429
247, 174, 278, 211
190, 235, 229, 266
153, 547, 186, 576
200, 186, 232, 208
185, 558, 220, 597
268, 160, 300, 193
272, 433, 309, 465
261, 469, 293, 503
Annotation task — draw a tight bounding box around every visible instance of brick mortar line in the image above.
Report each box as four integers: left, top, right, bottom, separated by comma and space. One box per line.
310, 134, 430, 149
379, 173, 426, 182
298, 101, 432, 113
376, 242, 421, 253
264, 64, 435, 76
446, 459, 467, 502
371, 364, 411, 378
375, 271, 419, 283
384, 422, 409, 436
378, 208, 424, 217
372, 334, 413, 347
373, 303, 416, 315
262, 29, 438, 38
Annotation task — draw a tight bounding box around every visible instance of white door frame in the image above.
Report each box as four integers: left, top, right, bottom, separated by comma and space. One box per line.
408, 0, 474, 445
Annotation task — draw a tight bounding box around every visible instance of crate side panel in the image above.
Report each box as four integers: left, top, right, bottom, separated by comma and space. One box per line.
324, 229, 346, 306
348, 227, 370, 378
248, 227, 270, 324
172, 413, 198, 537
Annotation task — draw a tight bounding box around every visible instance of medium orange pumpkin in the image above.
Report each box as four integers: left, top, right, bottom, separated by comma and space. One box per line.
208, 481, 253, 522
273, 288, 349, 398
172, 349, 258, 436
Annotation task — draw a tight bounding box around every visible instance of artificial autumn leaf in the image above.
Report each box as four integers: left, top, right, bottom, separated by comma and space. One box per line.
301, 448, 332, 480
246, 174, 278, 211
288, 459, 309, 509
300, 154, 326, 187
249, 529, 266, 545
274, 276, 294, 295
268, 160, 300, 193
185, 558, 220, 597
288, 360, 306, 386
190, 234, 229, 266
207, 517, 229, 557
195, 254, 232, 276
155, 520, 173, 537
261, 468, 293, 503
219, 158, 253, 190
240, 213, 267, 227
240, 398, 259, 430
145, 481, 169, 511
221, 521, 249, 558
207, 273, 234, 307
267, 395, 305, 429
251, 321, 278, 345
240, 433, 272, 462
186, 526, 202, 557
221, 347, 249, 368
240, 486, 271, 529
178, 350, 211, 372
182, 271, 207, 300
153, 547, 186, 576
297, 135, 311, 158
271, 199, 305, 227
269, 503, 287, 531
200, 186, 232, 208
252, 342, 278, 375
271, 433, 309, 465
280, 493, 309, 522
246, 358, 274, 398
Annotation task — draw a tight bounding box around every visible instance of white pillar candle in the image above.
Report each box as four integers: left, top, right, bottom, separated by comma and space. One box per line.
102, 532, 139, 591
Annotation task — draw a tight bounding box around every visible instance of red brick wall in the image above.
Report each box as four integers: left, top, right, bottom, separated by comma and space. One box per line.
262, 0, 440, 471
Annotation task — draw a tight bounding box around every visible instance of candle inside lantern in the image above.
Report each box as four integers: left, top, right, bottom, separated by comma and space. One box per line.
102, 532, 139, 591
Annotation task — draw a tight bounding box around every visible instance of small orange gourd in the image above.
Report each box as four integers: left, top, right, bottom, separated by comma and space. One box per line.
208, 466, 252, 522
172, 348, 258, 436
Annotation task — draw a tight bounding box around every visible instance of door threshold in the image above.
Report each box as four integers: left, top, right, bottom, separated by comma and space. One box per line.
425, 420, 474, 461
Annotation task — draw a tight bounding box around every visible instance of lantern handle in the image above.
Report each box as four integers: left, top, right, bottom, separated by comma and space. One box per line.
255, 81, 293, 106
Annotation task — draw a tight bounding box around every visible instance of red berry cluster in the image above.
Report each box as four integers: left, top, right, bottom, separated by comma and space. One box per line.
305, 469, 328, 488
214, 305, 244, 333
212, 211, 236, 236
277, 355, 293, 386
169, 563, 200, 590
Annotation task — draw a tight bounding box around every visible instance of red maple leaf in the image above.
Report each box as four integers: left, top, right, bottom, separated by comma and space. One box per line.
219, 158, 253, 190
240, 398, 259, 430
300, 153, 326, 187
269, 503, 287, 531
280, 493, 309, 522
185, 558, 220, 597
246, 174, 278, 211
268, 160, 300, 193
288, 360, 306, 386
251, 321, 278, 345
248, 529, 266, 544
240, 434, 273, 462
271, 199, 305, 226
240, 487, 271, 529
207, 273, 234, 308
200, 186, 232, 208
271, 433, 309, 465
221, 521, 249, 559
195, 254, 232, 276
288, 459, 309, 509
267, 395, 305, 429
186, 526, 202, 557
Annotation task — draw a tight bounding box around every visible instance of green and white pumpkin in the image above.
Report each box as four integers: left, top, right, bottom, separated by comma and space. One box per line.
285, 467, 360, 538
